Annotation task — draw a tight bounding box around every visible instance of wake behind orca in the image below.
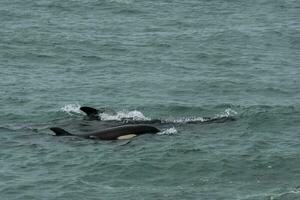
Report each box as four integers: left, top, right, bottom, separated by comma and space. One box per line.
79, 106, 236, 124
50, 124, 160, 140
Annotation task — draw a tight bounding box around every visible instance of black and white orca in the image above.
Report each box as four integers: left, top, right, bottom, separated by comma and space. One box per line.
50, 124, 160, 140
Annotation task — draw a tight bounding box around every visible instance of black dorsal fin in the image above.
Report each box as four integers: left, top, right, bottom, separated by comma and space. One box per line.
50, 127, 73, 136
80, 106, 101, 120
80, 106, 99, 116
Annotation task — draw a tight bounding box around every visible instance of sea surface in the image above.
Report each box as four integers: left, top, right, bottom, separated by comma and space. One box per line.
1, 0, 300, 199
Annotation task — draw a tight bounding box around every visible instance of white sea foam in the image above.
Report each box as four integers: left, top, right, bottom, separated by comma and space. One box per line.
100, 110, 151, 121
216, 108, 238, 118
164, 108, 237, 124
61, 104, 82, 115
167, 117, 206, 124
158, 127, 178, 135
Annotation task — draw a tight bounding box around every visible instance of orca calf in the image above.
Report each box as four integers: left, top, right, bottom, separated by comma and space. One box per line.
80, 106, 117, 120
80, 106, 162, 123
80, 106, 104, 120
50, 124, 160, 140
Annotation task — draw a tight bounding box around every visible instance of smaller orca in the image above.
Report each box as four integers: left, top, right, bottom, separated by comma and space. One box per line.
80, 106, 116, 120
80, 106, 103, 120
50, 124, 160, 140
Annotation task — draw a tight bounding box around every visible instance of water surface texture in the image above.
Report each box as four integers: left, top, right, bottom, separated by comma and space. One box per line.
1, 0, 300, 199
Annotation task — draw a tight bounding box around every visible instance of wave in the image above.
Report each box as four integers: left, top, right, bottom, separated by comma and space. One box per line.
0, 123, 50, 132
266, 187, 300, 200
108, 0, 132, 4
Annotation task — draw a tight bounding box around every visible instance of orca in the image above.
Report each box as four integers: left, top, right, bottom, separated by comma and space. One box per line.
80, 106, 162, 123
50, 124, 160, 140
80, 106, 117, 120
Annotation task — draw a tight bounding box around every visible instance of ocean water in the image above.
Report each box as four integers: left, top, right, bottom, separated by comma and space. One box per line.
1, 0, 300, 199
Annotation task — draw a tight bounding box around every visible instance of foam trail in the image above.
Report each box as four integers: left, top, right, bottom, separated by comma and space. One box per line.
167, 117, 206, 124
163, 108, 237, 124
61, 104, 82, 115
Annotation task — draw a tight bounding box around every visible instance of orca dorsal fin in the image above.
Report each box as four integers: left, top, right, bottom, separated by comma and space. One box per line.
80, 106, 99, 116
80, 106, 102, 120
50, 127, 73, 136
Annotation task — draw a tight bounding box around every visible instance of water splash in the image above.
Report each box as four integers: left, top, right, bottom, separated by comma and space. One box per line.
61, 104, 82, 115
100, 110, 151, 121
163, 108, 237, 124
216, 108, 238, 118
167, 117, 206, 124
158, 127, 178, 135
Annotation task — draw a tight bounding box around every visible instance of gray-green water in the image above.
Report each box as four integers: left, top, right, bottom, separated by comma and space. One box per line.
1, 0, 300, 199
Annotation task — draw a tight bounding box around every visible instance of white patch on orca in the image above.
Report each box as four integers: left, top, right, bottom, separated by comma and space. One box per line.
117, 134, 137, 140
